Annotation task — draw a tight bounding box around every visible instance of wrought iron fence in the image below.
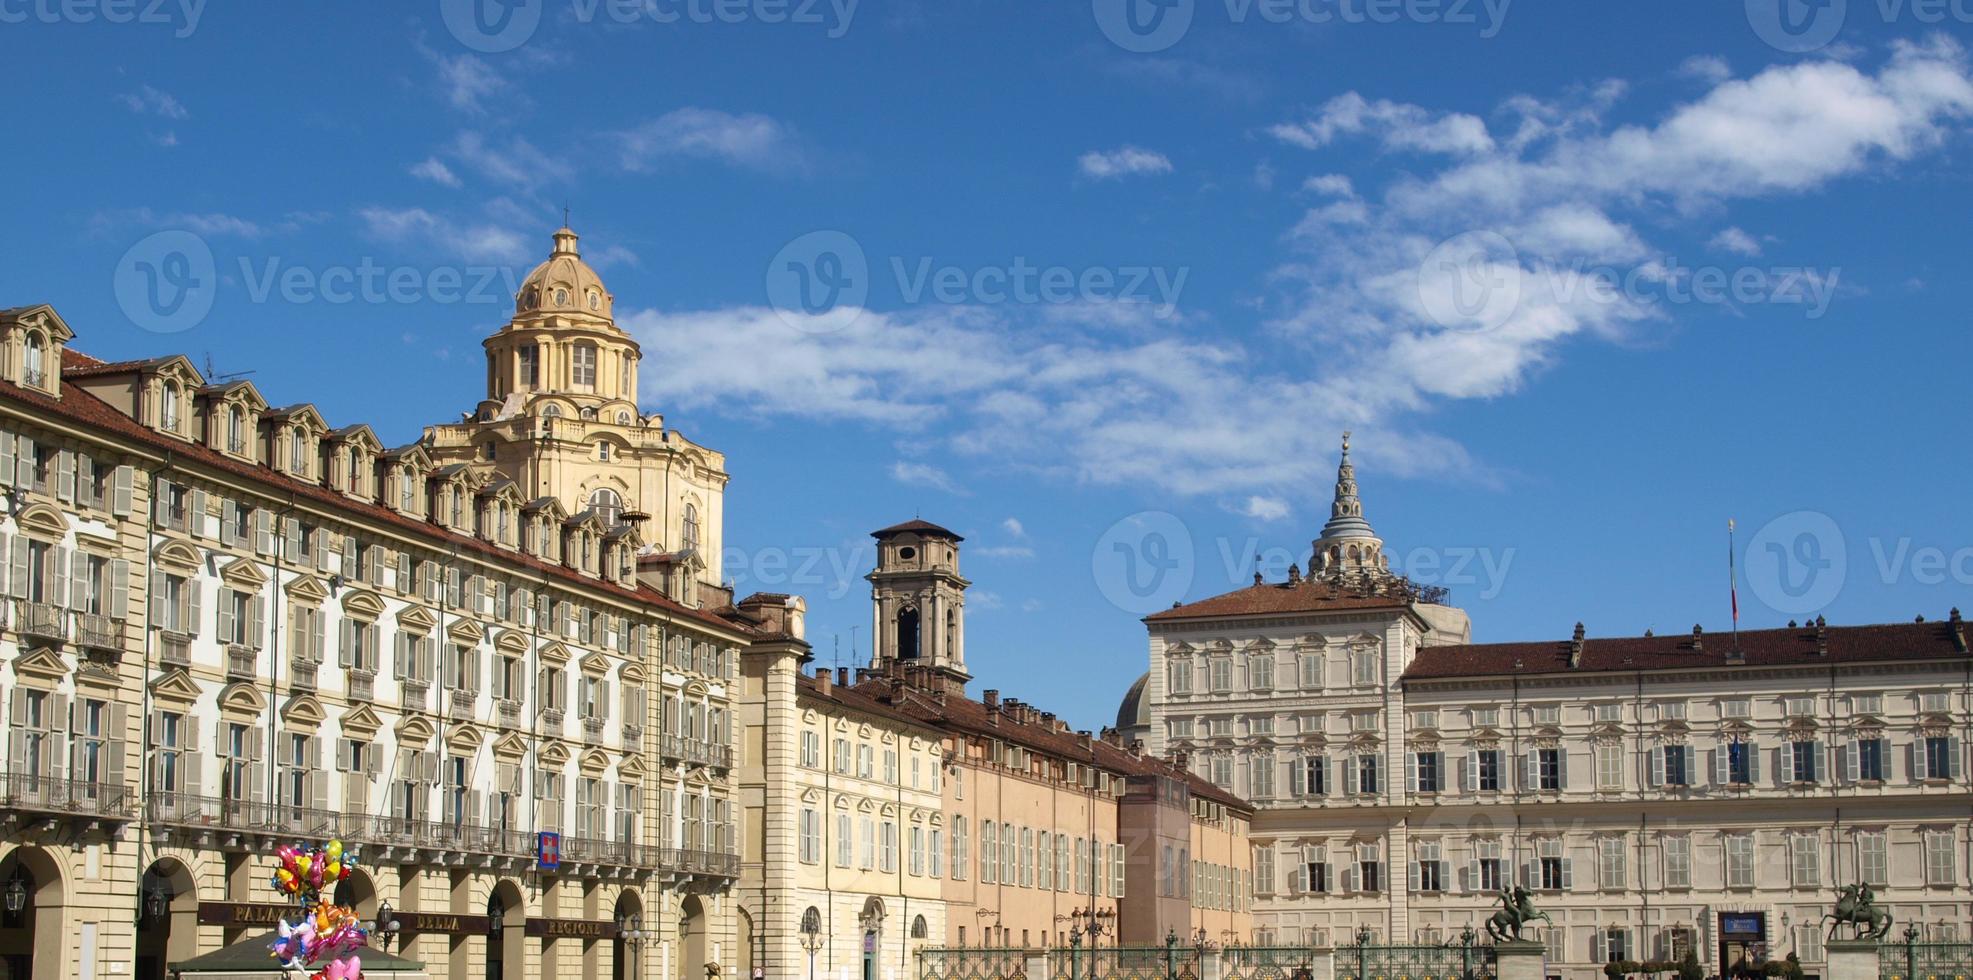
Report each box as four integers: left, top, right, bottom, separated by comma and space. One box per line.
1337, 938, 1496, 980
1882, 940, 1973, 980
1222, 947, 1324, 980
920, 947, 1032, 980
1051, 945, 1194, 980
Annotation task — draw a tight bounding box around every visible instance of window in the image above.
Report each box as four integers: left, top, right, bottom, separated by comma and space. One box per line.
1356, 754, 1379, 795
1167, 656, 1193, 695
1857, 831, 1888, 886
1300, 847, 1329, 894
1853, 737, 1887, 781
1411, 750, 1442, 793
1410, 710, 1439, 730
1210, 754, 1233, 789
1249, 750, 1275, 799
832, 738, 850, 774
1725, 833, 1755, 888
572, 344, 598, 388
952, 817, 968, 881
835, 813, 853, 868
1921, 691, 1951, 713
1924, 735, 1959, 780
1208, 658, 1233, 692
1658, 701, 1688, 722
1474, 839, 1505, 892
518, 346, 540, 389
1597, 837, 1625, 889
1298, 652, 1322, 689
1662, 835, 1691, 888
1595, 742, 1623, 790
1791, 833, 1820, 887
980, 821, 997, 883
909, 824, 926, 875
856, 743, 873, 779
1851, 693, 1883, 715
1474, 749, 1502, 792
859, 816, 876, 869
1253, 845, 1273, 896
1356, 843, 1382, 893
1247, 715, 1274, 736
1412, 840, 1444, 892
1785, 696, 1814, 717
800, 731, 820, 769
1534, 747, 1563, 791
1352, 650, 1378, 687
682, 502, 700, 551
22, 333, 45, 388
1297, 754, 1328, 797
161, 382, 181, 431
1535, 838, 1569, 891
1790, 740, 1819, 783
1656, 744, 1693, 787
1594, 703, 1621, 724
1533, 704, 1561, 725
1721, 698, 1752, 719
1248, 653, 1274, 691
1724, 739, 1755, 785
1471, 707, 1499, 728
1602, 928, 1630, 964
1924, 830, 1956, 885
884, 747, 899, 783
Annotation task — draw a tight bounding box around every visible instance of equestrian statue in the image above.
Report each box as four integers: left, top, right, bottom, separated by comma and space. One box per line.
1486, 886, 1553, 943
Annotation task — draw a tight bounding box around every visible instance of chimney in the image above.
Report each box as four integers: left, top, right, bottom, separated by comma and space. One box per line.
1815, 615, 1828, 657
814, 667, 834, 696
1569, 622, 1585, 668
983, 689, 999, 711
1287, 563, 1301, 585
1252, 569, 1263, 586
1951, 607, 1967, 653
1690, 624, 1703, 652
837, 666, 850, 688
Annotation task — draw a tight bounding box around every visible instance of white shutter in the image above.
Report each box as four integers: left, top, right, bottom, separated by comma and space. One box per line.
67, 548, 88, 612
1714, 744, 1730, 785
109, 559, 130, 620
1647, 746, 1664, 787
188, 489, 206, 538
1463, 751, 1478, 792
1950, 737, 1965, 780
1522, 751, 1538, 791
55, 450, 74, 502
15, 436, 35, 489
1560, 857, 1574, 890
1682, 746, 1697, 786
1405, 752, 1418, 793
0, 433, 14, 488
111, 465, 133, 517
1557, 749, 1569, 789
1747, 742, 1762, 784
1287, 756, 1304, 797
216, 588, 236, 645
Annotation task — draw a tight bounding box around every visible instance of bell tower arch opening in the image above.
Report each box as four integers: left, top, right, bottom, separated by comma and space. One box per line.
866, 519, 970, 692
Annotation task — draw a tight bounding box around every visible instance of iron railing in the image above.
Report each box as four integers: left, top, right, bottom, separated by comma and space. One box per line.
19, 600, 67, 641
660, 847, 739, 877
1338, 937, 1495, 980
75, 613, 120, 650
158, 631, 192, 666
1221, 947, 1324, 980
662, 735, 733, 769
1883, 939, 1973, 980
0, 770, 134, 818
922, 949, 1033, 980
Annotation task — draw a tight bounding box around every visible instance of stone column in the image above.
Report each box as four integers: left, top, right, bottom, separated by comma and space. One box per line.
1303, 948, 1335, 980
1825, 940, 1880, 980
1025, 952, 1051, 980
1494, 940, 1546, 980
1201, 950, 1223, 980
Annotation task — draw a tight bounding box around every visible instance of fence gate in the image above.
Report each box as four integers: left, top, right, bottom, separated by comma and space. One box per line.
1336, 941, 1497, 980
919, 948, 1030, 980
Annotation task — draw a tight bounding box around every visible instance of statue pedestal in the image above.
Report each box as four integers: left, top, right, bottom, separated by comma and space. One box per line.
1825, 940, 1880, 980
1494, 941, 1546, 980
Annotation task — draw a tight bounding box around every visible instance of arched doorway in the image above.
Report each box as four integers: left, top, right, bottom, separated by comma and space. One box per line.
677, 897, 707, 980
333, 869, 378, 920
0, 847, 66, 980
611, 890, 644, 980
734, 907, 754, 980
857, 899, 885, 980
488, 882, 525, 980
135, 858, 197, 980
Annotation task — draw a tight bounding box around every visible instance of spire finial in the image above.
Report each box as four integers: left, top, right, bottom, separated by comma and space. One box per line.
563, 204, 571, 228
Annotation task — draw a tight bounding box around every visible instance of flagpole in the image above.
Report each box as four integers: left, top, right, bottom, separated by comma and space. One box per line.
1728, 518, 1740, 652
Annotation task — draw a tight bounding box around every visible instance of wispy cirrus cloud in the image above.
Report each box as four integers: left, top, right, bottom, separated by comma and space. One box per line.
612, 108, 807, 174
357, 206, 532, 264
890, 460, 967, 495
1077, 145, 1173, 179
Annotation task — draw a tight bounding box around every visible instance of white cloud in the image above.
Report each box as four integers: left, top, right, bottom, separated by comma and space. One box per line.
410, 157, 462, 187
613, 108, 805, 174
1678, 55, 1733, 85
119, 85, 187, 119
1077, 146, 1174, 180
1301, 173, 1355, 198
969, 590, 1005, 611
431, 52, 508, 114
357, 207, 531, 264
1709, 226, 1764, 256
974, 545, 1036, 559
1001, 517, 1027, 538
449, 131, 572, 189
1237, 496, 1291, 521
1269, 93, 1493, 156
889, 461, 966, 495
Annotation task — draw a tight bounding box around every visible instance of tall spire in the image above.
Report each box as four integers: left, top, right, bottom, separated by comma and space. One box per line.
1311, 431, 1389, 583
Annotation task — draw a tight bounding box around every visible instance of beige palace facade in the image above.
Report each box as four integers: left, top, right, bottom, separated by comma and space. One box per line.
1136, 437, 1973, 980
0, 228, 779, 980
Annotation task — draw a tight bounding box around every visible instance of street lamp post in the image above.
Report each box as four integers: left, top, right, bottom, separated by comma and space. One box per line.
801, 910, 826, 980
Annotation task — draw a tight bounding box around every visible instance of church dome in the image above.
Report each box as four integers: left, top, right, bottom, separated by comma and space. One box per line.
1115, 671, 1152, 736
515, 227, 614, 320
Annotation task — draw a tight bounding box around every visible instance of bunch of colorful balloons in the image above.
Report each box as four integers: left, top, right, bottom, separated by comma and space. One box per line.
266, 840, 369, 980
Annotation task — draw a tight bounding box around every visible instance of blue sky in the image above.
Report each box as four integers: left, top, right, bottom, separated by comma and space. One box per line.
8, 0, 1973, 732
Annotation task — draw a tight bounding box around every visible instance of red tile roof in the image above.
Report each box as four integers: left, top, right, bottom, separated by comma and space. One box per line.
0, 348, 748, 636
1145, 578, 1422, 622
842, 673, 1253, 814
1403, 617, 1971, 680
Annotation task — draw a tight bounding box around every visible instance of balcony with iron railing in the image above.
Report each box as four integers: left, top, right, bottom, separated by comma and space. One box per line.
0, 767, 134, 820
225, 646, 257, 681
19, 600, 67, 642
661, 847, 740, 878
662, 735, 734, 770
158, 631, 193, 667
76, 613, 120, 651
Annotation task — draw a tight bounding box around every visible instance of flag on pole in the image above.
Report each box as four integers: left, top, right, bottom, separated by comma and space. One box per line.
1728, 519, 1739, 628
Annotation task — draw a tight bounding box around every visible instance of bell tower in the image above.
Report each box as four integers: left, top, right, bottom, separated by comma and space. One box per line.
867, 519, 970, 691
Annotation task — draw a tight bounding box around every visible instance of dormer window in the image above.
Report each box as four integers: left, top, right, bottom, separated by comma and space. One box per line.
523, 287, 539, 309
161, 383, 182, 432
555, 288, 570, 305
227, 407, 245, 454
290, 429, 305, 472
398, 470, 418, 513
616, 411, 631, 425
22, 333, 45, 388
542, 405, 561, 418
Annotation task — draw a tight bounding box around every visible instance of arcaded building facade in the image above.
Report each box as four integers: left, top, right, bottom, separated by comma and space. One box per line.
0, 229, 760, 980
1135, 437, 1973, 980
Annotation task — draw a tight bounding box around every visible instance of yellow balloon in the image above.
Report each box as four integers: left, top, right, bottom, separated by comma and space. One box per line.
327, 840, 343, 859
296, 855, 312, 875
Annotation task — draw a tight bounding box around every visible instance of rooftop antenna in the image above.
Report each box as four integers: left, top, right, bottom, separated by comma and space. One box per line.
201, 353, 255, 383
